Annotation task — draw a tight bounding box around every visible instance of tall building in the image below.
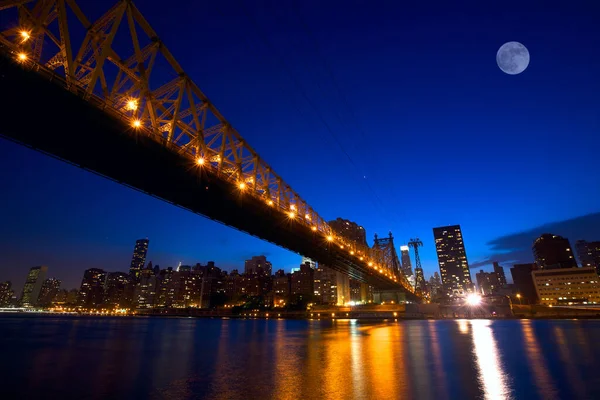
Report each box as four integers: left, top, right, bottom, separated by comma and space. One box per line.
328, 218, 367, 246
105, 272, 133, 309
532, 233, 577, 270
400, 245, 413, 276
533, 267, 600, 306
291, 262, 314, 299
301, 256, 316, 269
428, 272, 442, 298
493, 262, 507, 287
20, 266, 48, 307
78, 268, 107, 308
475, 270, 500, 295
575, 240, 600, 274
273, 269, 291, 306
135, 266, 157, 308
433, 225, 473, 297
0, 281, 13, 307
510, 263, 538, 304
37, 278, 61, 307
244, 255, 272, 277
129, 238, 149, 281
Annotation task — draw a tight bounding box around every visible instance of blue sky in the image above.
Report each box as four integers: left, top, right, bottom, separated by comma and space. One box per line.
1, 0, 599, 290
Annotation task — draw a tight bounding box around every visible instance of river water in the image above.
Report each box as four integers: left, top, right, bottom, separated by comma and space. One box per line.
1, 316, 599, 399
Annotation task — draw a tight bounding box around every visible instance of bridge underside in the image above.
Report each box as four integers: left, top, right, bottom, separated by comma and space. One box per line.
0, 54, 417, 299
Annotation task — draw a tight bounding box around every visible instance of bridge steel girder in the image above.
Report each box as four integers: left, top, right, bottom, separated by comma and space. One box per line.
0, 0, 420, 298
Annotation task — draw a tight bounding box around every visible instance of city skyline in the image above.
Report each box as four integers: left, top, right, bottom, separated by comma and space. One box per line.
1, 0, 599, 291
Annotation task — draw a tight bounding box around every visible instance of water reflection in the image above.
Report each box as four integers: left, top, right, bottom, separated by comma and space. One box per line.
470, 320, 511, 399
521, 320, 558, 399
3, 317, 600, 399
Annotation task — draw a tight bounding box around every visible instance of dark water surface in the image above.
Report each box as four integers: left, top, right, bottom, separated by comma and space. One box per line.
1, 316, 600, 399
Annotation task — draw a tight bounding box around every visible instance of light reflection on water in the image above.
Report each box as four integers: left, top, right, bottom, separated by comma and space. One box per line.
2, 317, 600, 399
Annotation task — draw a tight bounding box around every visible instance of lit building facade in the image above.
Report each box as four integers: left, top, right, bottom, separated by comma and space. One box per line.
533, 267, 600, 305
0, 281, 13, 307
400, 245, 413, 277
291, 262, 314, 299
328, 218, 367, 246
105, 272, 133, 308
475, 270, 500, 295
433, 225, 473, 297
532, 233, 577, 270
493, 262, 507, 287
78, 268, 107, 308
20, 266, 48, 307
576, 240, 600, 275
244, 255, 272, 277
129, 238, 149, 281
37, 278, 61, 307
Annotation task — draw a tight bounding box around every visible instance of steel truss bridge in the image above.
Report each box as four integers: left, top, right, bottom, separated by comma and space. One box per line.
0, 0, 420, 299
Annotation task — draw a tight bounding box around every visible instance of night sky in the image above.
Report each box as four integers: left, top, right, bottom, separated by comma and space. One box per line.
1, 0, 599, 291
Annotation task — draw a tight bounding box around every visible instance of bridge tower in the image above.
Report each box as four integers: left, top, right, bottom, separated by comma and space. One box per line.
408, 238, 426, 296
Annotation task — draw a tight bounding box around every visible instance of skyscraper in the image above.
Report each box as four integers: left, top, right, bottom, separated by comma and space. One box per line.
493, 262, 507, 287
575, 240, 600, 275
400, 245, 413, 276
433, 225, 473, 297
532, 233, 577, 270
328, 218, 367, 246
129, 238, 149, 281
78, 268, 107, 309
105, 272, 133, 309
37, 278, 61, 307
20, 266, 48, 307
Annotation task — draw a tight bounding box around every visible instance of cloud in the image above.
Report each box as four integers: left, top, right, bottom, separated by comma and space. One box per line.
470, 212, 600, 269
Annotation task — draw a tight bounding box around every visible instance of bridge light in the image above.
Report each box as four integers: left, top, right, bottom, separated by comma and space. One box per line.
368, 262, 373, 267
360, 257, 363, 261
311, 226, 317, 231
288, 211, 295, 219
17, 52, 28, 61
305, 213, 310, 220
196, 157, 205, 165
290, 204, 296, 211
238, 182, 246, 190
327, 235, 333, 242
20, 30, 30, 41
331, 313, 335, 317
340, 245, 344, 249
132, 119, 142, 128
267, 200, 274, 206
126, 99, 138, 111
350, 251, 354, 255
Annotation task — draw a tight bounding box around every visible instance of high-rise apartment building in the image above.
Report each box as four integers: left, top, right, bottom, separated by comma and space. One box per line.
105, 272, 133, 308
37, 278, 61, 307
493, 262, 507, 287
291, 262, 314, 299
129, 238, 149, 281
0, 281, 13, 307
328, 218, 367, 246
78, 268, 107, 308
532, 233, 577, 270
433, 225, 473, 297
244, 255, 272, 277
475, 270, 500, 295
20, 266, 48, 307
575, 240, 600, 274
400, 245, 413, 276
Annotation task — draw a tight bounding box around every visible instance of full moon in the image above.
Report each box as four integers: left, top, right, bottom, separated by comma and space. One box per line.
496, 42, 530, 75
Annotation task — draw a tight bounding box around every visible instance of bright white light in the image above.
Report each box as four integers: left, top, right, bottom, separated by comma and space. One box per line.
17, 52, 28, 61
132, 119, 142, 128
196, 157, 205, 165
466, 293, 482, 306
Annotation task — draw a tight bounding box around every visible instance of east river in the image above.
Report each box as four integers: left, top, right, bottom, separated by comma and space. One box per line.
1, 316, 600, 399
